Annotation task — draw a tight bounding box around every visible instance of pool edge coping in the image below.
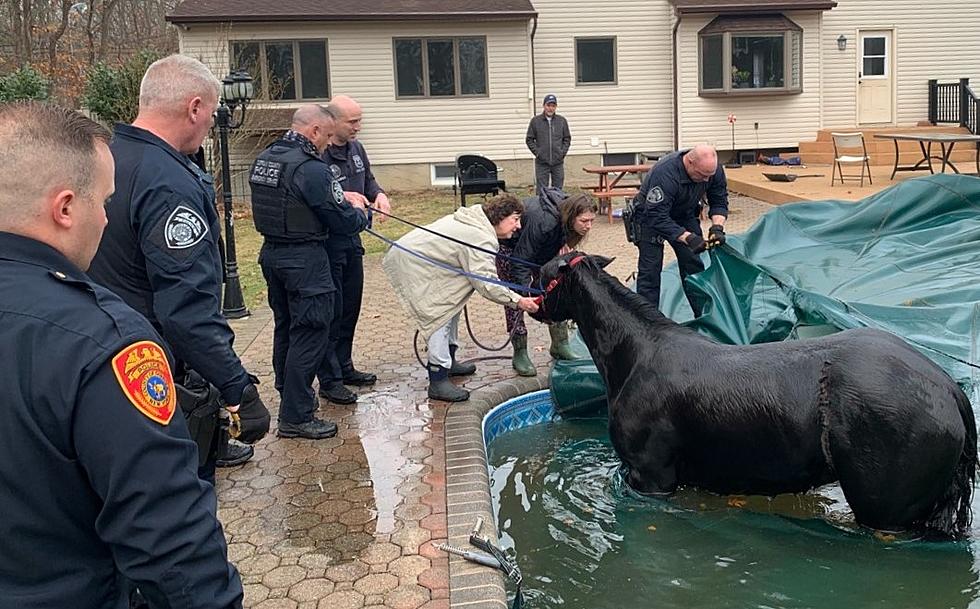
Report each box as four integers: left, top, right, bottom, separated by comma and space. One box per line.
443, 373, 550, 609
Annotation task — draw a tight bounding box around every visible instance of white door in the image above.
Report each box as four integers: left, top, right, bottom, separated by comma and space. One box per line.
857, 30, 894, 124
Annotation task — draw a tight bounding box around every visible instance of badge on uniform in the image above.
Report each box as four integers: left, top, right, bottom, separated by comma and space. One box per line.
352, 155, 364, 171
329, 164, 344, 180
164, 205, 208, 249
647, 186, 665, 205
331, 180, 345, 206
111, 340, 175, 425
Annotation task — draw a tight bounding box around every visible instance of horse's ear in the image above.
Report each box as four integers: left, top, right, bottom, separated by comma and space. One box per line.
591, 255, 615, 269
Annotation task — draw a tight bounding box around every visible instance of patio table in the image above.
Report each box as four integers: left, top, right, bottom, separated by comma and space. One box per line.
582, 163, 653, 223
874, 132, 980, 179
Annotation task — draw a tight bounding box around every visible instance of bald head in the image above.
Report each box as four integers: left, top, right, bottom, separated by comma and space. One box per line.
290, 104, 335, 151
683, 145, 719, 183
327, 95, 363, 145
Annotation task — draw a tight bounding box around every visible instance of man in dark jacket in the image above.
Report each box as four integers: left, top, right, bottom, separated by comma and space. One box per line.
525, 94, 571, 194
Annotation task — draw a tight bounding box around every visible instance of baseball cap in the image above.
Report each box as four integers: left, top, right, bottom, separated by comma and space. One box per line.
543, 94, 558, 105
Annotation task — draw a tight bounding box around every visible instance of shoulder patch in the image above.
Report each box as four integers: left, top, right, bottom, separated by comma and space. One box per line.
164, 205, 209, 249
328, 164, 344, 180
646, 186, 665, 205
111, 341, 175, 425
331, 180, 345, 206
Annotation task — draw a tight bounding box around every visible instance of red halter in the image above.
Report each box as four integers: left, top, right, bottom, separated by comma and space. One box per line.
532, 254, 587, 310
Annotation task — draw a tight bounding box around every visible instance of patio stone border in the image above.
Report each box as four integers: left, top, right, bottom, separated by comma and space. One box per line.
443, 373, 550, 609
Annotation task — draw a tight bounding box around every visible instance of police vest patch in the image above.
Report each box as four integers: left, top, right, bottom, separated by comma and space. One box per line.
647, 186, 665, 205
331, 180, 345, 206
111, 340, 175, 425
164, 205, 208, 249
352, 155, 364, 171
250, 159, 282, 187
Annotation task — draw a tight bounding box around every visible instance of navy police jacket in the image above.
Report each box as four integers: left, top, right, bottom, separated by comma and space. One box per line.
88, 124, 250, 405
634, 150, 729, 241
0, 232, 242, 609
323, 139, 382, 250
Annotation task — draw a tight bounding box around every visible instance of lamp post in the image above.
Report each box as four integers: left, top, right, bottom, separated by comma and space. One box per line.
216, 69, 254, 319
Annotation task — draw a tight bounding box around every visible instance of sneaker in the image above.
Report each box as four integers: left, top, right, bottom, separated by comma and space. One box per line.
215, 440, 254, 468
318, 382, 358, 405
276, 417, 338, 440
342, 367, 377, 386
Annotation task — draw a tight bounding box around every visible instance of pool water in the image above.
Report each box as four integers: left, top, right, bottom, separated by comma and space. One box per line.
488, 417, 980, 609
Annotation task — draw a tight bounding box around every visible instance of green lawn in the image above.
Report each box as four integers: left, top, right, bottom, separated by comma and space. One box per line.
229, 189, 462, 310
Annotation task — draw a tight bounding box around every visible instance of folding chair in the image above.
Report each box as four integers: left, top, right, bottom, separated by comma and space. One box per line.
831, 132, 873, 186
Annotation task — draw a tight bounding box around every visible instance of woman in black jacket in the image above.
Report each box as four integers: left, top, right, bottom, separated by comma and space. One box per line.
496, 189, 598, 376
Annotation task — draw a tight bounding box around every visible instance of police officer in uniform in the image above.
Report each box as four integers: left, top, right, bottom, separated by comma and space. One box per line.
0, 101, 243, 609
628, 144, 729, 316
317, 95, 387, 395
88, 55, 270, 483
249, 105, 367, 438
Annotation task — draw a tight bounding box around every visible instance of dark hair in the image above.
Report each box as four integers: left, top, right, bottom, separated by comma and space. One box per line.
560, 193, 599, 249
482, 192, 524, 226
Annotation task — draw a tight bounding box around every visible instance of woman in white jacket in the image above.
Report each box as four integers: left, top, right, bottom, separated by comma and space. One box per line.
382, 194, 540, 402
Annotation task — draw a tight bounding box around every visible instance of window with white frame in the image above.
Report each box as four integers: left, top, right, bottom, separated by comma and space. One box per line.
393, 37, 488, 98
698, 15, 802, 96
575, 37, 617, 85
431, 163, 457, 186
230, 40, 330, 101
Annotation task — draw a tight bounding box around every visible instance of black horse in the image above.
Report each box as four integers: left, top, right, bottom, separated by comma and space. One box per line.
534, 252, 977, 537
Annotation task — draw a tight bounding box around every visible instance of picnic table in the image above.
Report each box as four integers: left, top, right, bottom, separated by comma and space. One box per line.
582, 163, 654, 223
873, 132, 980, 179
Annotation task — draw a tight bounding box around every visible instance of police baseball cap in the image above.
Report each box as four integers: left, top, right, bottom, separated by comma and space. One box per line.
543, 94, 558, 105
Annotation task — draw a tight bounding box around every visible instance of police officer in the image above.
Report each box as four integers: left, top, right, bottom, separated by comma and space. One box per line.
0, 101, 243, 609
630, 144, 729, 316
249, 105, 367, 437
317, 95, 387, 395
88, 54, 270, 483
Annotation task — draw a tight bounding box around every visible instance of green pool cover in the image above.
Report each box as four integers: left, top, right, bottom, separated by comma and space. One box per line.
550, 174, 980, 417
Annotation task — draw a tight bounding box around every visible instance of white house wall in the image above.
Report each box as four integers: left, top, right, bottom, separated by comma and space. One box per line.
530, 0, 676, 157
821, 0, 980, 129
178, 20, 533, 167
675, 11, 823, 151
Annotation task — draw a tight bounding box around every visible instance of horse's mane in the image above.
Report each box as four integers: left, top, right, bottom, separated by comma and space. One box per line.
572, 258, 700, 336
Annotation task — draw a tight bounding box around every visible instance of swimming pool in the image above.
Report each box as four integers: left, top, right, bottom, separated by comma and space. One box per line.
485, 390, 980, 609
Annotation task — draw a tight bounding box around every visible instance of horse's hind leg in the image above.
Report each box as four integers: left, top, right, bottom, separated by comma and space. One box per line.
821, 373, 962, 532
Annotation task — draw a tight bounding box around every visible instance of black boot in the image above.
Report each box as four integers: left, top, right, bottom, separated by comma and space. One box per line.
318, 382, 358, 405
216, 440, 254, 468
448, 344, 476, 376
342, 366, 377, 386
427, 363, 469, 402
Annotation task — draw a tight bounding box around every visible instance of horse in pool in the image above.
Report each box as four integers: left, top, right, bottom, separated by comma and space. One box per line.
533, 252, 977, 538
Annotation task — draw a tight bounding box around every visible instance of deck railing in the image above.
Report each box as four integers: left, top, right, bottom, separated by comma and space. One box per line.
929, 78, 979, 134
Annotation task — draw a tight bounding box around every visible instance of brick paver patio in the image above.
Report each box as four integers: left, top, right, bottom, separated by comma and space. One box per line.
222, 194, 774, 608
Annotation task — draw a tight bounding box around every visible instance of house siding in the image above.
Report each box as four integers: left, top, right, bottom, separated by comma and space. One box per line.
178, 20, 533, 170
530, 0, 676, 158
821, 0, 980, 129
675, 11, 823, 151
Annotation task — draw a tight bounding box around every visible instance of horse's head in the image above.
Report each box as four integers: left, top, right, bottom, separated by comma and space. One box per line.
529, 251, 614, 323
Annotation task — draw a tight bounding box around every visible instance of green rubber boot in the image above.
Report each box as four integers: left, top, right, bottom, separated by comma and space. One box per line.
511, 335, 536, 377
548, 322, 577, 360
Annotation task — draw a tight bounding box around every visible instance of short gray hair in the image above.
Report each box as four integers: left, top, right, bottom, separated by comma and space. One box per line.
139, 54, 221, 114
0, 101, 111, 230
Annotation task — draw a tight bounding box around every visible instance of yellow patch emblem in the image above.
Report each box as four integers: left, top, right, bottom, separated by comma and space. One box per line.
111, 340, 175, 425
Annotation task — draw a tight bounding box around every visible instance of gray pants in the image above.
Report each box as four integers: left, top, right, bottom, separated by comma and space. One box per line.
534, 160, 565, 194
427, 313, 460, 369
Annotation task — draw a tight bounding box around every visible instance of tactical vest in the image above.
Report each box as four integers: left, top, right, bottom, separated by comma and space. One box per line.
249, 141, 327, 242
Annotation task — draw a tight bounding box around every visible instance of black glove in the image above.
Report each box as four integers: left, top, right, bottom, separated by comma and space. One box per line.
685, 233, 707, 254
707, 224, 726, 248
235, 383, 270, 444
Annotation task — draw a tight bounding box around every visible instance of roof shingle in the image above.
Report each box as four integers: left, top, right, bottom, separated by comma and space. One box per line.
167, 0, 537, 23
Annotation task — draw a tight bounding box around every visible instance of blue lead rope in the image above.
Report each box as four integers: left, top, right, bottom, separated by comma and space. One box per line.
365, 227, 544, 296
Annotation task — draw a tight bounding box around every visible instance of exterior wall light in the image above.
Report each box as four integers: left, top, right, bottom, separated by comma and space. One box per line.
837, 35, 847, 51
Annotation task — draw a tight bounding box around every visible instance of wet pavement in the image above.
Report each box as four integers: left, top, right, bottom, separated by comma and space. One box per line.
223, 194, 774, 608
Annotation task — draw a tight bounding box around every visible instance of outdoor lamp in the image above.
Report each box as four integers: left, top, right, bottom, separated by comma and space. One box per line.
837, 35, 847, 51
215, 69, 253, 319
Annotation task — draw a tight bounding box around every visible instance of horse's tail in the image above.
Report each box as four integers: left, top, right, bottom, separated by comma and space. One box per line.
926, 388, 977, 537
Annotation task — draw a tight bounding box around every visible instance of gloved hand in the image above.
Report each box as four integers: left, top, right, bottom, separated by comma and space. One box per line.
234, 383, 270, 444
707, 224, 726, 248
685, 233, 707, 254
